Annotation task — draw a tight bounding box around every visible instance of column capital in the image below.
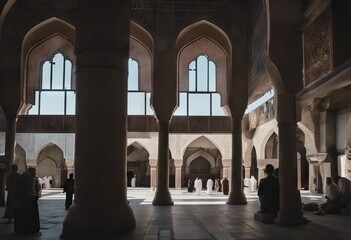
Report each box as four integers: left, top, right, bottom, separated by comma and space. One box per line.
222, 159, 231, 167
174, 159, 183, 168
149, 159, 158, 167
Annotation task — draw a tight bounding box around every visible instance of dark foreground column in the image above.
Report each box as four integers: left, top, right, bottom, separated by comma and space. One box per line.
227, 117, 247, 205
61, 0, 135, 238
152, 121, 173, 205
275, 94, 306, 225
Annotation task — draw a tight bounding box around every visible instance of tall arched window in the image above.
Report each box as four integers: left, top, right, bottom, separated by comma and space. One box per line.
28, 53, 75, 115
127, 58, 153, 115
175, 55, 225, 116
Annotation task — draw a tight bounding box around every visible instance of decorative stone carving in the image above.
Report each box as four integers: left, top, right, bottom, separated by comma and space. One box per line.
304, 8, 332, 86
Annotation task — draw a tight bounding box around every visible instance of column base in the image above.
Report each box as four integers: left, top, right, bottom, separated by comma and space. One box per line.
61, 202, 135, 239
152, 189, 174, 206
226, 192, 247, 205
274, 216, 307, 226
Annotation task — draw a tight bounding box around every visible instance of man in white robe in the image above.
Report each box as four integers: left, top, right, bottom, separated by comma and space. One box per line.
194, 177, 202, 195
206, 178, 213, 195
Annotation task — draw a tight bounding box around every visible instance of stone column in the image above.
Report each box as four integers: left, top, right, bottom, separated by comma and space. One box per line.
275, 94, 306, 225
174, 159, 183, 189
149, 159, 157, 190
0, 116, 16, 206
152, 122, 174, 205
61, 1, 135, 238
227, 118, 247, 205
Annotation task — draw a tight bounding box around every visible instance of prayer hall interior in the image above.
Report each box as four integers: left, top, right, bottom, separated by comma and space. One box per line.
0, 0, 351, 239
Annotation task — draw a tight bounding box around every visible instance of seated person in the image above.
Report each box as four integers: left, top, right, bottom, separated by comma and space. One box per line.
257, 164, 279, 214
335, 175, 351, 209
318, 177, 340, 214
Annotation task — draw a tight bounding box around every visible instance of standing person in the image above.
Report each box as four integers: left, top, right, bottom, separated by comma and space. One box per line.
14, 167, 40, 234
187, 179, 194, 192
222, 177, 229, 195
131, 175, 137, 188
257, 164, 279, 214
194, 177, 202, 195
3, 164, 20, 222
206, 178, 213, 195
63, 173, 75, 210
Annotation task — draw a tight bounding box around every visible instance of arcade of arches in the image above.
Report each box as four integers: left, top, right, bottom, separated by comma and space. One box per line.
1, 0, 351, 238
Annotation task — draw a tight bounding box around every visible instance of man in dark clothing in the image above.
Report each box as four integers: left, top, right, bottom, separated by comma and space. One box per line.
4, 164, 20, 222
14, 167, 40, 234
63, 173, 75, 210
222, 177, 229, 195
258, 164, 279, 214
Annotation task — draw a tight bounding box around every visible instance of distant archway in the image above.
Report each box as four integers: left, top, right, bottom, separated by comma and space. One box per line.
14, 144, 26, 173
36, 143, 67, 188
127, 142, 150, 187
265, 132, 278, 159
250, 147, 258, 180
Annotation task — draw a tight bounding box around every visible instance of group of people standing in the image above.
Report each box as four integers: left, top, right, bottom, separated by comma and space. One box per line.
3, 163, 75, 235
3, 164, 41, 234
187, 177, 229, 195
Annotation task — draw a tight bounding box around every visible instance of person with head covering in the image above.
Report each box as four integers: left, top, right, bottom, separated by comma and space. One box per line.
222, 177, 229, 195
194, 177, 202, 195
257, 164, 279, 214
131, 175, 137, 188
3, 164, 20, 222
14, 167, 40, 234
206, 178, 213, 195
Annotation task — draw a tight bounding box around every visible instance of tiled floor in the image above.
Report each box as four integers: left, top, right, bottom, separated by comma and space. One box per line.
0, 188, 350, 239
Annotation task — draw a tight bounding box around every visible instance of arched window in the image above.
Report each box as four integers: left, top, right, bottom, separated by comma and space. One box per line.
28, 53, 75, 115
127, 58, 153, 115
175, 55, 225, 116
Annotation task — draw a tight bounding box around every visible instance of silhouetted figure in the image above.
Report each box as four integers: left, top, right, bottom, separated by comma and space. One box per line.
222, 177, 229, 195
3, 164, 20, 222
257, 164, 279, 214
187, 179, 194, 192
63, 173, 75, 210
14, 167, 40, 234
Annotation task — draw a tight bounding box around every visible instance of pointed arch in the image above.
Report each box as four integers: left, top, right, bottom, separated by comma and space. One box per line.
36, 142, 67, 187
186, 149, 216, 168
19, 17, 75, 114
14, 143, 26, 173
297, 122, 318, 155
181, 135, 223, 158
176, 20, 231, 108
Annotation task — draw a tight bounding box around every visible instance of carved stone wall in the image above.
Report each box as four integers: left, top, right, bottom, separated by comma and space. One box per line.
304, 8, 332, 86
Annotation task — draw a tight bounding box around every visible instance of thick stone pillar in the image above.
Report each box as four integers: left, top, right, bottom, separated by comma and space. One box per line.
275, 94, 306, 225
152, 122, 173, 205
61, 1, 135, 238
227, 118, 247, 205
0, 116, 16, 206
174, 159, 183, 189
149, 159, 157, 190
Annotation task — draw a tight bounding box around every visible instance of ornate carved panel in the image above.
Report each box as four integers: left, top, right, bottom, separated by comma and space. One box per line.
304, 8, 332, 86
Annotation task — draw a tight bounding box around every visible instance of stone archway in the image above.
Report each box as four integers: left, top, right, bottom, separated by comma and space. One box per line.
14, 144, 26, 173
265, 132, 278, 159
182, 136, 222, 188
127, 142, 150, 187
36, 143, 67, 188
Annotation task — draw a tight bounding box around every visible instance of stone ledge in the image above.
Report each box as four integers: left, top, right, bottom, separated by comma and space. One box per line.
254, 212, 277, 224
